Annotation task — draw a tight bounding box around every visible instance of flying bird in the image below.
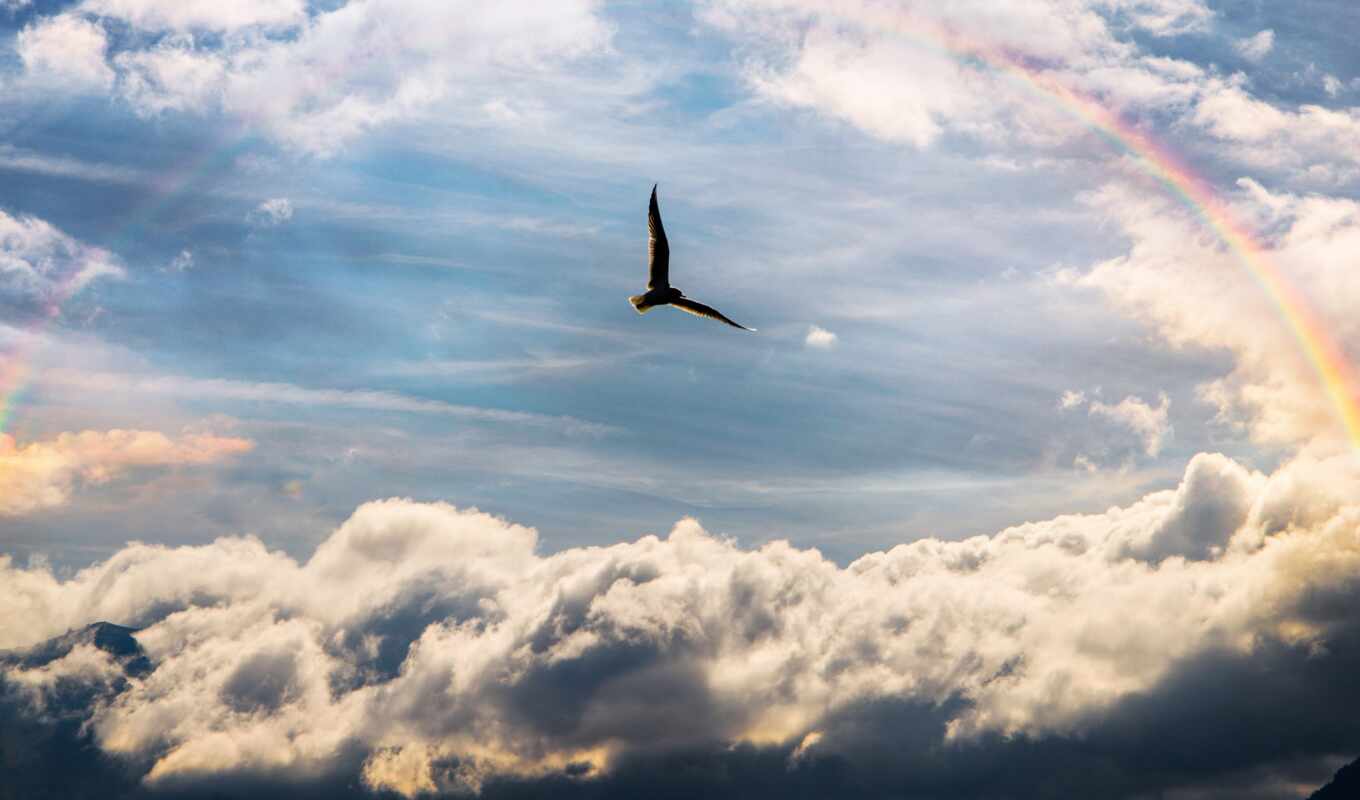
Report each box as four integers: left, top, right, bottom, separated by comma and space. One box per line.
629, 185, 755, 331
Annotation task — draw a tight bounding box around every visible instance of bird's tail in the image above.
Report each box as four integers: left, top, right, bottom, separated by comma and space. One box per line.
629, 294, 652, 313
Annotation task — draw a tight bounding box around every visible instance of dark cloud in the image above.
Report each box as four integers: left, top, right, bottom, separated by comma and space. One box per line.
2, 447, 1360, 798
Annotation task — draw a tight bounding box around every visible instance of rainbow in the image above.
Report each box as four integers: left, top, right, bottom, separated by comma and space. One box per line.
0, 254, 98, 435
824, 5, 1360, 446
0, 126, 253, 435
4, 12, 1358, 448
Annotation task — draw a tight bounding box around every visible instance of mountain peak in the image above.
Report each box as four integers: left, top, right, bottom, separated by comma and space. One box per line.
1309, 757, 1360, 799
2, 621, 151, 676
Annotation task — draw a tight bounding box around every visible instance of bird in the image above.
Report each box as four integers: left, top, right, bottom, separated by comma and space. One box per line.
628, 184, 755, 331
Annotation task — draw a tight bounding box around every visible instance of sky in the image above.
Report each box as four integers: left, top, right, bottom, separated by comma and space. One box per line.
2, 0, 1360, 797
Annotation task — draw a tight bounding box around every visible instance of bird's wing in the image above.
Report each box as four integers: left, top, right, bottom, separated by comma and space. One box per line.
648, 184, 669, 290
671, 297, 755, 331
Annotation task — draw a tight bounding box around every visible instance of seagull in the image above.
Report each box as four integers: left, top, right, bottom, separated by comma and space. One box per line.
629, 184, 755, 331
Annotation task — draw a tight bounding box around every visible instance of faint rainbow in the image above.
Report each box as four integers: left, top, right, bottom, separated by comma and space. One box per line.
0, 124, 254, 434
835, 7, 1360, 446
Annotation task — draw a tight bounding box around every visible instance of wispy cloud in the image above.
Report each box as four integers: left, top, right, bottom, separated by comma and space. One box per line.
1234, 29, 1275, 62
248, 197, 294, 227
40, 369, 616, 436
0, 145, 144, 184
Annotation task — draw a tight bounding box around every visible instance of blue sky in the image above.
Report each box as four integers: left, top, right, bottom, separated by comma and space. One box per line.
8, 0, 1350, 569
4, 3, 1360, 795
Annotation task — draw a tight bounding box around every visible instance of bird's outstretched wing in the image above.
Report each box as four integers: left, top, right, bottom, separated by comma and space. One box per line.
648, 184, 669, 290
671, 296, 755, 331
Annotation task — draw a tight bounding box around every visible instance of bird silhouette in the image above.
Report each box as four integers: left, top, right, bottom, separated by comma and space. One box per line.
629, 185, 755, 331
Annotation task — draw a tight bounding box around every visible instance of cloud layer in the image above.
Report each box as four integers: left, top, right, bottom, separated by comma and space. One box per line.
14, 0, 612, 155
0, 429, 253, 516
5, 444, 1360, 796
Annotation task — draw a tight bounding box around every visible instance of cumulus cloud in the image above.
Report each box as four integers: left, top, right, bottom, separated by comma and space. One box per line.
1060, 390, 1170, 462
14, 13, 114, 90
1234, 29, 1275, 62
1189, 80, 1360, 178
1089, 392, 1172, 457
0, 429, 253, 516
1074, 179, 1360, 448
249, 197, 294, 227
804, 324, 838, 349
702, 2, 1360, 186
33, 0, 612, 156
703, 0, 1214, 151
4, 445, 1360, 796
0, 210, 123, 317
1059, 389, 1087, 409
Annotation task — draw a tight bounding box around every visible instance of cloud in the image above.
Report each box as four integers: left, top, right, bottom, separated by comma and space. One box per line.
40, 368, 616, 436
1234, 29, 1275, 62
1100, 0, 1213, 36
804, 324, 838, 349
248, 197, 294, 227
38, 0, 612, 156
703, 0, 1212, 151
1183, 80, 1360, 181
3, 444, 1360, 796
1074, 179, 1360, 448
78, 0, 305, 32
0, 145, 144, 184
0, 429, 253, 516
165, 250, 194, 272
1059, 389, 1087, 409
1089, 392, 1172, 457
0, 210, 124, 316
14, 13, 114, 90
702, 2, 1360, 186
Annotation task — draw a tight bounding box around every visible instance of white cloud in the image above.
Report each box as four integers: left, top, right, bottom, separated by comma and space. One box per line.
1059, 389, 1087, 410
113, 34, 228, 115
702, 3, 1360, 185
1089, 392, 1172, 457
59, 0, 613, 156
805, 324, 838, 349
4, 445, 1360, 793
0, 429, 252, 516
704, 0, 1213, 152
0, 145, 144, 184
165, 250, 194, 272
1100, 0, 1213, 36
15, 13, 113, 90
0, 210, 124, 311
1234, 29, 1274, 62
248, 197, 294, 227
79, 0, 305, 32
1323, 74, 1343, 98
1075, 179, 1360, 448
1187, 79, 1360, 179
